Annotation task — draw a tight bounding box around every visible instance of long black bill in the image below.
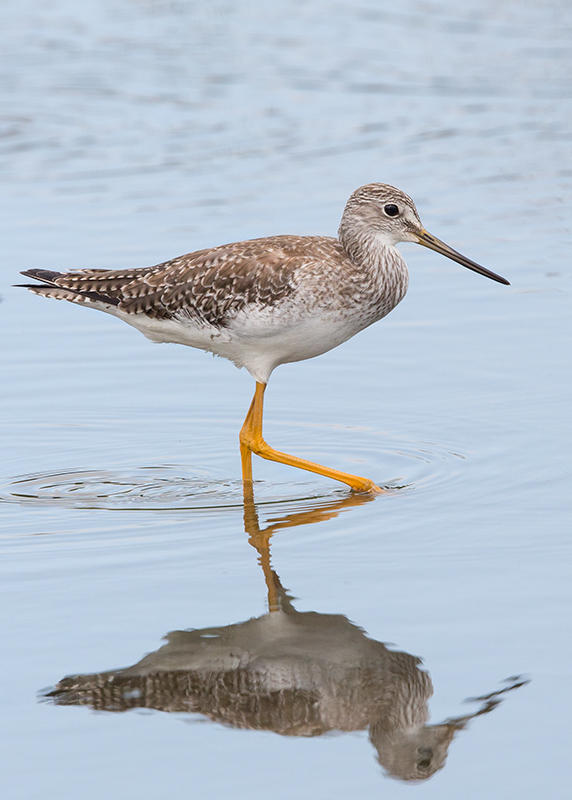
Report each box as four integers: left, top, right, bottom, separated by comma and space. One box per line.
417, 229, 510, 285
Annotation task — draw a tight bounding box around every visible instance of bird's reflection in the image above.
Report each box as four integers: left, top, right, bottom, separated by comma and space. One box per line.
45, 489, 526, 782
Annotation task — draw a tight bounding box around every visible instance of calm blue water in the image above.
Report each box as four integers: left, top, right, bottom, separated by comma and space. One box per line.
1, 1, 571, 797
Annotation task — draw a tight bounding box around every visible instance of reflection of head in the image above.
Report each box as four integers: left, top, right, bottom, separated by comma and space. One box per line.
369, 674, 529, 782
370, 721, 456, 781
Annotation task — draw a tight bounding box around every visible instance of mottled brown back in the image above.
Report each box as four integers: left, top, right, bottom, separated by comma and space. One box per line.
21, 235, 347, 327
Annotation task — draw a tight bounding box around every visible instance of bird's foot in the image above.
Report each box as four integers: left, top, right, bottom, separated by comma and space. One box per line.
350, 478, 385, 495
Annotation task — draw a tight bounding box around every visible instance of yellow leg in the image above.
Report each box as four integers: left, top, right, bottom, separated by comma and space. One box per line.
242, 479, 279, 611
240, 390, 257, 483
239, 382, 383, 494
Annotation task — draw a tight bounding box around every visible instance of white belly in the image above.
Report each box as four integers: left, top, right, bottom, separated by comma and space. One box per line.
115, 301, 368, 383
220, 309, 365, 382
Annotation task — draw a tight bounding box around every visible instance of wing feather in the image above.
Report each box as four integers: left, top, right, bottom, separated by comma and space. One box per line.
21, 235, 344, 326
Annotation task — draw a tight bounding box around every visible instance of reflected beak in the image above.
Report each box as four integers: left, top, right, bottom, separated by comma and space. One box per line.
416, 228, 510, 285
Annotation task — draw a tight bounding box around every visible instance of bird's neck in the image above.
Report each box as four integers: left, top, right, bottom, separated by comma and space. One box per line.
338, 219, 398, 268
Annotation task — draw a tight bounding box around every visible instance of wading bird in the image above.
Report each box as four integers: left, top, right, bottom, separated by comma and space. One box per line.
19, 184, 509, 493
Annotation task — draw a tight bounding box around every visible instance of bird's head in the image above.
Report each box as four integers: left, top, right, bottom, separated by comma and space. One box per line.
370, 721, 457, 782
339, 183, 509, 285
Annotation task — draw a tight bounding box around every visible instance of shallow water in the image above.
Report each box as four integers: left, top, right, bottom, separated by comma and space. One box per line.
1, 0, 571, 797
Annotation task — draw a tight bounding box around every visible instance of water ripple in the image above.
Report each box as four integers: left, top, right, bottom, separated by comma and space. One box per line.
0, 432, 465, 510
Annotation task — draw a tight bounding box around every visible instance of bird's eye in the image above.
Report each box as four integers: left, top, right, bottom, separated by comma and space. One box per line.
383, 203, 400, 217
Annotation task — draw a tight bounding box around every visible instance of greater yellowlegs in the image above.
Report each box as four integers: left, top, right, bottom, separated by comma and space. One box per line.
19, 183, 509, 493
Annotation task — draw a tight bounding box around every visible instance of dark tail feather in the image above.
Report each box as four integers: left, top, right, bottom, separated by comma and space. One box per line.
19, 269, 63, 285
15, 270, 119, 307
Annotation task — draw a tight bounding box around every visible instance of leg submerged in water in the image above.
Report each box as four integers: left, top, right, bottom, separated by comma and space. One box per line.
239, 382, 383, 494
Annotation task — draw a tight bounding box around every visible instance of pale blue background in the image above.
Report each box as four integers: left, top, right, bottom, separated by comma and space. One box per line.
1, 1, 571, 797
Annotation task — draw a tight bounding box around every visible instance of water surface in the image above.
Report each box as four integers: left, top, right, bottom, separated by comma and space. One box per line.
1, 1, 571, 797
